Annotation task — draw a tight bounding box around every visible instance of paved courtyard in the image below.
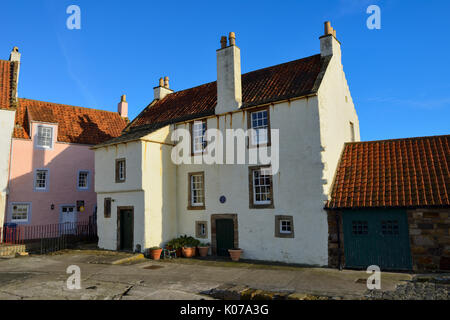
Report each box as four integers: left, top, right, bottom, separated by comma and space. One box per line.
0, 250, 447, 300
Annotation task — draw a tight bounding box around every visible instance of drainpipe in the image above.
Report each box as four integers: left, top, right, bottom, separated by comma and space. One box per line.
335, 213, 343, 271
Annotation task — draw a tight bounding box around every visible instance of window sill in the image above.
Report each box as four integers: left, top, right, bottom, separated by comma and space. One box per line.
250, 203, 274, 209
188, 205, 206, 210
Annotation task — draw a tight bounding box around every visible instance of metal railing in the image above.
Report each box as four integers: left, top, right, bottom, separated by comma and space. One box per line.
0, 221, 97, 254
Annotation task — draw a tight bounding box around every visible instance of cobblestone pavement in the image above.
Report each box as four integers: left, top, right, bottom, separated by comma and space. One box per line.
366, 275, 450, 300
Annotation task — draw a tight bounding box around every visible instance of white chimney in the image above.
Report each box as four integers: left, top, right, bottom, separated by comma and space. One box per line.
153, 76, 173, 100
9, 46, 21, 99
216, 32, 242, 114
320, 21, 341, 61
118, 94, 128, 118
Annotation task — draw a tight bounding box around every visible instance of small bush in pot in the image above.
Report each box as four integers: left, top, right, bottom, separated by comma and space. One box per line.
197, 242, 210, 257
149, 246, 163, 260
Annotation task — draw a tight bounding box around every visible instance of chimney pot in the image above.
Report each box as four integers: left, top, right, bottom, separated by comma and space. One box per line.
164, 76, 169, 89
228, 32, 236, 46
159, 77, 164, 87
324, 21, 332, 35
220, 36, 227, 49
118, 94, 128, 118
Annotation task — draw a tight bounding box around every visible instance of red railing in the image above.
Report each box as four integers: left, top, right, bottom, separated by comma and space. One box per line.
1, 221, 97, 246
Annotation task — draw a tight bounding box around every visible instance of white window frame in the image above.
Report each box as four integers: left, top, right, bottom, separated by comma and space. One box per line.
252, 167, 272, 205
192, 120, 207, 154
11, 203, 30, 222
34, 169, 49, 191
118, 160, 125, 181
190, 173, 205, 207
36, 125, 54, 149
78, 171, 89, 190
279, 220, 292, 234
250, 109, 269, 146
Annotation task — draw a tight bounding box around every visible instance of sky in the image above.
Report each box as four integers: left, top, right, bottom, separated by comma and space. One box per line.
1, 0, 449, 141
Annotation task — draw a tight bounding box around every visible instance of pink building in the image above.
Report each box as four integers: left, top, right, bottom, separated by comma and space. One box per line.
1, 50, 128, 227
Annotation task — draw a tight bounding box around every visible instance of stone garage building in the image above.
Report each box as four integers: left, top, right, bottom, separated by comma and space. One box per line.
326, 135, 450, 271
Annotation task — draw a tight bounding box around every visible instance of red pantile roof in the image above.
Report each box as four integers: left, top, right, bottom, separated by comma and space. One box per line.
326, 135, 450, 209
0, 59, 17, 110
15, 98, 128, 145
129, 54, 327, 129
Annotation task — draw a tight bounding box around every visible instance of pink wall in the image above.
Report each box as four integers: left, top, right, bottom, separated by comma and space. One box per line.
6, 123, 97, 225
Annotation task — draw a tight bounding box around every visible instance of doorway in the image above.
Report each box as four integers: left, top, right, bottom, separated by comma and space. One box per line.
117, 207, 134, 251
211, 214, 238, 256
60, 205, 77, 234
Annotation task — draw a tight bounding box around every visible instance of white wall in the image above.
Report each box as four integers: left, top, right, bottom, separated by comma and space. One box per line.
175, 97, 329, 265
0, 109, 15, 228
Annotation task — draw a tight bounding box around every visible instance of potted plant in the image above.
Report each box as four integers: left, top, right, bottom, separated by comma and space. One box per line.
166, 239, 182, 257
149, 246, 163, 260
228, 248, 243, 261
181, 235, 200, 258
197, 242, 210, 257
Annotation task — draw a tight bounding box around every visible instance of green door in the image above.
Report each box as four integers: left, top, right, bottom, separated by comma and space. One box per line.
343, 209, 412, 270
120, 209, 133, 251
216, 219, 234, 256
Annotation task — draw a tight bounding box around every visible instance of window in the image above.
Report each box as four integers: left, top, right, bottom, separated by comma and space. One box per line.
191, 120, 207, 154
62, 206, 74, 213
188, 172, 205, 209
248, 108, 270, 147
275, 215, 294, 238
349, 122, 355, 142
195, 221, 208, 238
352, 221, 368, 235
78, 171, 89, 190
34, 169, 49, 191
381, 220, 399, 235
104, 198, 112, 218
115, 159, 126, 183
280, 220, 292, 234
37, 126, 53, 148
249, 166, 274, 208
11, 204, 30, 222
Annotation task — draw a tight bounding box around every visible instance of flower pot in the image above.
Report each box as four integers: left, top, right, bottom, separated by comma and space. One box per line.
228, 249, 243, 262
150, 248, 163, 260
182, 247, 196, 258
176, 248, 182, 257
198, 246, 210, 257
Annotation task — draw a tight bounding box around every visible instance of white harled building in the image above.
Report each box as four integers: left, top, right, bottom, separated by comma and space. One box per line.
93, 22, 360, 266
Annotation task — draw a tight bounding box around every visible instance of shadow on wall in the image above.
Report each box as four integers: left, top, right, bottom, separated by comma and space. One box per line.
5, 115, 116, 226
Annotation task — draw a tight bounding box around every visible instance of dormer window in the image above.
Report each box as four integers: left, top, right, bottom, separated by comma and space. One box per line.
37, 125, 53, 148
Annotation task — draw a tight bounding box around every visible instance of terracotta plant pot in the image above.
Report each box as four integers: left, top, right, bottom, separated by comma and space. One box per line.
150, 248, 163, 260
176, 248, 182, 257
198, 246, 210, 257
228, 249, 243, 262
182, 247, 196, 258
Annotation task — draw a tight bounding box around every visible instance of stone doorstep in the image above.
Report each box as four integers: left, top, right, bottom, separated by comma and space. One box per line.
202, 284, 360, 301
0, 244, 26, 257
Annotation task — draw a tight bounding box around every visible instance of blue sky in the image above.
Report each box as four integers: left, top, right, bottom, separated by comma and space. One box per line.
1, 0, 449, 141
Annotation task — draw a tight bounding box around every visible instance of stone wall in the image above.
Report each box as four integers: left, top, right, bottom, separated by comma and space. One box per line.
407, 209, 450, 271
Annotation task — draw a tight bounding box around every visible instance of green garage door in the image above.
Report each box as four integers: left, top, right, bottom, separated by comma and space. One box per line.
343, 209, 412, 271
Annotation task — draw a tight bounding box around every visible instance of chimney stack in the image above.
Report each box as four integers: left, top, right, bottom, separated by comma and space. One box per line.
320, 21, 341, 59
118, 94, 128, 118
9, 47, 21, 100
215, 32, 242, 114
153, 76, 173, 100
